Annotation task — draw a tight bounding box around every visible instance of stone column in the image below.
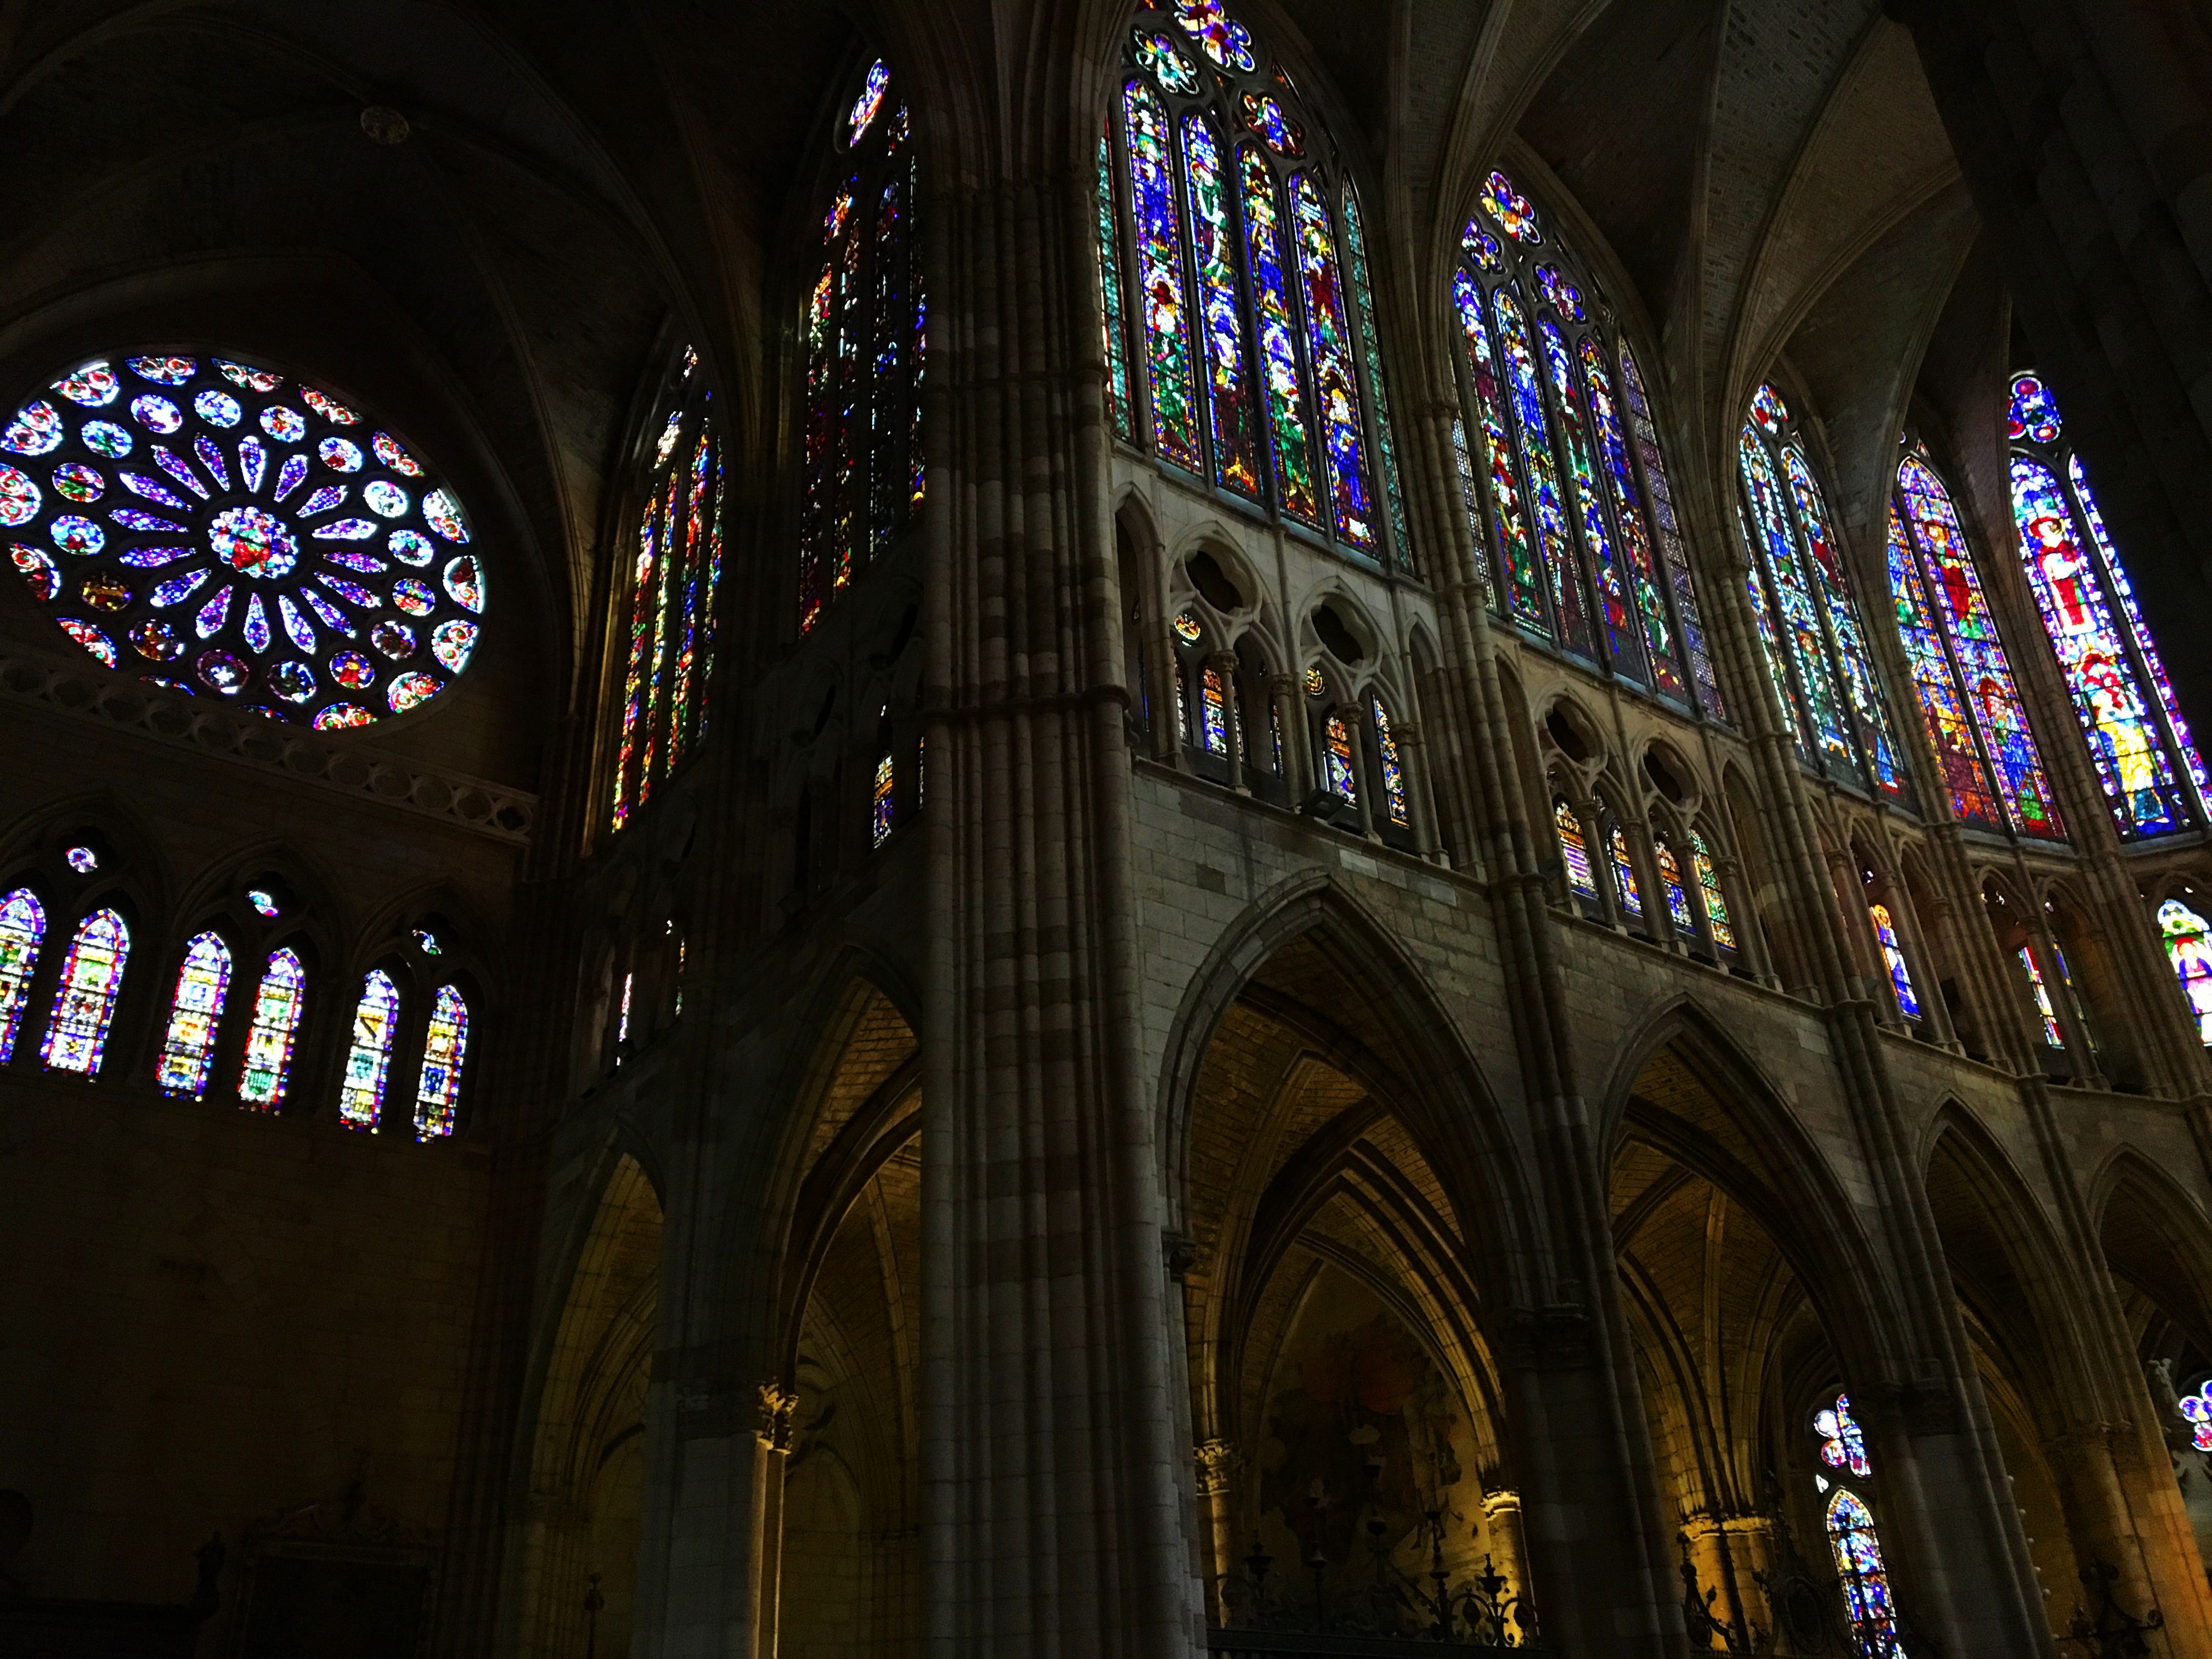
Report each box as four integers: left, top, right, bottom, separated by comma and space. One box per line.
1477, 1488, 1530, 1614
1681, 1511, 1778, 1649
1195, 1439, 1243, 1625
1392, 717, 1446, 861
1271, 673, 1311, 803
1210, 651, 1245, 792
748, 1383, 795, 1658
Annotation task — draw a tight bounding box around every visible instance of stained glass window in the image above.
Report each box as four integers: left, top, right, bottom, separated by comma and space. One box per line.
1555, 799, 1596, 901
41, 906, 127, 1074
2051, 941, 2096, 1058
1826, 1491, 1903, 1658
156, 930, 231, 1098
2017, 945, 2063, 1047
2006, 374, 2204, 837
1322, 712, 1357, 803
1815, 1395, 1871, 1479
2158, 900, 2212, 1045
611, 351, 723, 828
871, 753, 896, 847
0, 887, 44, 1062
1200, 665, 1229, 755
1887, 503, 2001, 830
1737, 400, 1910, 805
1869, 904, 1920, 1020
1448, 174, 1722, 716
1655, 838, 1694, 935
1097, 131, 1133, 442
1892, 454, 2062, 838
236, 947, 305, 1108
338, 969, 401, 1130
1373, 699, 1408, 827
1690, 830, 1734, 950
798, 62, 919, 634
1103, 8, 1404, 566
2, 355, 483, 728
1610, 823, 1644, 917
414, 984, 467, 1139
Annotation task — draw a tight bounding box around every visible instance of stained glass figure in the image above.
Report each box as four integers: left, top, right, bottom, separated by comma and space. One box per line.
1555, 800, 1596, 901
1655, 838, 1694, 935
1454, 272, 1541, 628
41, 906, 127, 1074
1690, 830, 1734, 950
338, 969, 401, 1130
0, 888, 46, 1062
1750, 383, 1788, 436
1825, 1491, 1903, 1659
613, 354, 721, 828
798, 64, 921, 634
1814, 1394, 1872, 1479
1869, 904, 1920, 1020
1887, 504, 2002, 831
5, 356, 481, 726
236, 947, 305, 1108
1102, 20, 1399, 566
156, 931, 231, 1098
2158, 899, 2212, 1045
1894, 454, 2061, 838
1373, 699, 1409, 826
1097, 131, 1133, 443
1201, 666, 1229, 755
1494, 288, 1590, 656
2177, 1378, 2212, 1452
1610, 824, 1644, 917
872, 753, 896, 847
1322, 712, 1358, 803
414, 984, 468, 1139
1182, 115, 1260, 498
2018, 945, 2064, 1047
1741, 430, 1848, 769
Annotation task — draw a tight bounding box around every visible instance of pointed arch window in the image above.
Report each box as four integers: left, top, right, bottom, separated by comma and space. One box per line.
1808, 1395, 1902, 1657
1448, 173, 1723, 717
1372, 699, 1409, 827
1554, 799, 1597, 902
1320, 711, 1358, 803
871, 753, 896, 848
2158, 900, 2212, 1045
42, 907, 128, 1075
610, 348, 724, 831
2007, 374, 2205, 838
1689, 830, 1734, 951
0, 887, 46, 1062
237, 947, 306, 1108
1102, 5, 1409, 568
799, 62, 922, 634
1888, 450, 2062, 838
338, 969, 402, 1130
1737, 391, 1909, 804
1608, 822, 1643, 918
2017, 945, 2064, 1047
155, 932, 232, 1098
414, 984, 468, 1139
1654, 837, 1694, 936
1868, 904, 1920, 1020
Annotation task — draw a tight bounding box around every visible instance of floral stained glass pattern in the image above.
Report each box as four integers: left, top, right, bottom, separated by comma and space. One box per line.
1096, 132, 1133, 443
2018, 946, 2064, 1047
1887, 504, 2002, 831
1870, 904, 1920, 1020
338, 969, 402, 1130
1690, 831, 1733, 950
42, 907, 128, 1074
1454, 273, 1541, 628
1291, 174, 1375, 549
1182, 115, 1260, 498
1176, 0, 1257, 71
1240, 146, 1318, 526
2011, 456, 2187, 836
1494, 289, 1590, 655
155, 931, 231, 1098
0, 888, 44, 1062
1374, 701, 1409, 826
2159, 900, 2212, 1045
2007, 371, 2062, 445
1125, 82, 1204, 476
236, 947, 305, 1108
415, 984, 468, 1138
1894, 455, 2060, 838
1556, 800, 1597, 901
5, 355, 479, 727
1610, 825, 1644, 918
1539, 317, 1639, 680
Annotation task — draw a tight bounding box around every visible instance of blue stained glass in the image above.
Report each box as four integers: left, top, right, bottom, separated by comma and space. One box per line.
1616, 345, 1722, 719
1454, 272, 1542, 628
1182, 114, 1260, 498
1609, 824, 1643, 917
1870, 903, 1921, 1019
1123, 80, 1204, 475
1555, 800, 1596, 900
1578, 337, 1677, 696
1538, 316, 1641, 681
42, 907, 128, 1074
1824, 1489, 1903, 1656
1240, 145, 1319, 526
1494, 288, 1590, 655
1784, 449, 1906, 800
1290, 174, 1375, 549
1887, 503, 2004, 831
1341, 187, 1410, 567
1656, 839, 1694, 935
1097, 132, 1133, 443
1740, 433, 1844, 769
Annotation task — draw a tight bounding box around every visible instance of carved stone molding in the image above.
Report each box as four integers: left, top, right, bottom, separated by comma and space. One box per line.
757, 1381, 799, 1451
1195, 1438, 1243, 1496
0, 648, 535, 844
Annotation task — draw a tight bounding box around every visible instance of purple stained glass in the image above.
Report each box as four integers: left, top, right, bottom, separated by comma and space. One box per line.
2008, 372, 2062, 444
1240, 92, 1304, 156
1539, 315, 1640, 680
1123, 80, 1204, 475
1182, 114, 1260, 499
1454, 273, 1543, 629
1240, 145, 1318, 526
1479, 171, 1541, 242
1174, 0, 1257, 71
1494, 287, 1590, 654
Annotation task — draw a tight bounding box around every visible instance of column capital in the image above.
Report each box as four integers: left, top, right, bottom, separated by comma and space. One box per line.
755, 1381, 798, 1451
1195, 1437, 1243, 1495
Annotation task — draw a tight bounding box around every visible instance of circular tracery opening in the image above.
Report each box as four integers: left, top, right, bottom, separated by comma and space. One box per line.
3, 352, 484, 730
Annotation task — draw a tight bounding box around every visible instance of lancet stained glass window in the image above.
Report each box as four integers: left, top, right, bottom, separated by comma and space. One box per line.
798, 63, 921, 634
1448, 171, 1723, 716
414, 983, 467, 1139
237, 947, 304, 1108
1736, 392, 1910, 806
0, 887, 44, 1062
1806, 1396, 1902, 1658
1373, 699, 1408, 827
2158, 900, 2212, 1045
2018, 945, 2063, 1047
1322, 712, 1357, 803
1097, 131, 1134, 442
156, 930, 231, 1098
1892, 452, 2061, 838
1610, 823, 1643, 917
871, 753, 896, 847
339, 968, 401, 1130
3, 354, 483, 729
1869, 904, 1920, 1020
42, 906, 128, 1074
1555, 799, 1596, 901
2007, 373, 2205, 838
1103, 5, 1407, 568
1655, 838, 1694, 935
1690, 830, 1734, 950
613, 351, 723, 829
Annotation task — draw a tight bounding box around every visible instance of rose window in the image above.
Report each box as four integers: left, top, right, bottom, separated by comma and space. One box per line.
2, 353, 484, 730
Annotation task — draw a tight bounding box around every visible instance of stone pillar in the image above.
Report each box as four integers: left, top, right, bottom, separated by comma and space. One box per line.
1392, 717, 1446, 861
1571, 793, 1618, 927
1477, 1488, 1530, 1613
1271, 673, 1311, 803
1680, 1511, 1778, 1649
748, 1384, 795, 1658
1195, 1439, 1242, 1625
1209, 652, 1245, 792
